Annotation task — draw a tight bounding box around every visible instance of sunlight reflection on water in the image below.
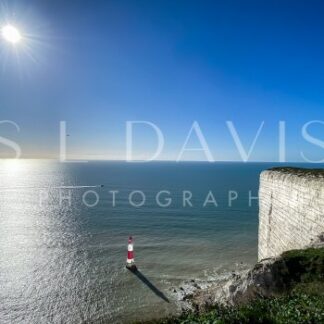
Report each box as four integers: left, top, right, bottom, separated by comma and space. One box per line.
0, 160, 267, 323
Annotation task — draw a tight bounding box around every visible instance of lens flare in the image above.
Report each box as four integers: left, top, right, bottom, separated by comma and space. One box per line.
1, 25, 22, 44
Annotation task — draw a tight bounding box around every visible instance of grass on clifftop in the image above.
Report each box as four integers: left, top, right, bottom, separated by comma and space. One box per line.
269, 167, 324, 177
143, 248, 324, 324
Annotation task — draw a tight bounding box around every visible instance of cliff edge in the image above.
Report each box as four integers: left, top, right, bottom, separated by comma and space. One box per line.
157, 167, 324, 323
258, 167, 324, 260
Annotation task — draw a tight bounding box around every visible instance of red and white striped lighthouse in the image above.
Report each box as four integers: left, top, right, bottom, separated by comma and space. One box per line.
126, 236, 136, 270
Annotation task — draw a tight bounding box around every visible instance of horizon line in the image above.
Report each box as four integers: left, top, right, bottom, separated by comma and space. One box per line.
0, 157, 321, 164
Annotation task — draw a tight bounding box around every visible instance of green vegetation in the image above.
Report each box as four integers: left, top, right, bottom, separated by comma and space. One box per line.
280, 248, 324, 283
154, 292, 324, 324
142, 248, 324, 324
269, 167, 324, 177
262, 247, 324, 296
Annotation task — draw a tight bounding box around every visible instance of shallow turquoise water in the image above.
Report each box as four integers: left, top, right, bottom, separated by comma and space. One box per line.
0, 160, 317, 323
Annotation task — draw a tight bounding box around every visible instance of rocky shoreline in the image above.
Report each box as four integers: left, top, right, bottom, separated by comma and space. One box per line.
170, 269, 247, 312
170, 234, 324, 315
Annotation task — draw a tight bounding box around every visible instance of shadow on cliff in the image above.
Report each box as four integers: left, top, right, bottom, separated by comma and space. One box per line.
127, 267, 170, 303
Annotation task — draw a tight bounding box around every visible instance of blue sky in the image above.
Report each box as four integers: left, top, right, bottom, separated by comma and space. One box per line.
1, 0, 324, 161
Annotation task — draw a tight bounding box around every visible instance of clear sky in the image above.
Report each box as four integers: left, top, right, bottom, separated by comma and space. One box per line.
1, 0, 324, 161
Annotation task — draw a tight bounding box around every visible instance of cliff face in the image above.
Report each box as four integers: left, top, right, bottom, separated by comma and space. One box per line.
170, 168, 324, 318
258, 168, 324, 260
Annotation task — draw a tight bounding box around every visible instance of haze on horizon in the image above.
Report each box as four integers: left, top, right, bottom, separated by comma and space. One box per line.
1, 0, 324, 162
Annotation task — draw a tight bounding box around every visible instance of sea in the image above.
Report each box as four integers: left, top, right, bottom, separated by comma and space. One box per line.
0, 160, 318, 323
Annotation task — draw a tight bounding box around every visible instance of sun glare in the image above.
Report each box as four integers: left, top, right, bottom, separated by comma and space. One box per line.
1, 24, 22, 44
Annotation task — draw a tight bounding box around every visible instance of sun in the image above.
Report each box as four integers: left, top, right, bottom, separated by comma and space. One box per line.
1, 25, 22, 44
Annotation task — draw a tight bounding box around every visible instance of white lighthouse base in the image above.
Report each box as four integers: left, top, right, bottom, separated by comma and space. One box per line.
126, 261, 137, 271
